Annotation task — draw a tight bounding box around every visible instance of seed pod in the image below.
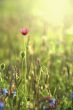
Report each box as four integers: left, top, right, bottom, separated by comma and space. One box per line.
0, 63, 5, 70
20, 51, 25, 59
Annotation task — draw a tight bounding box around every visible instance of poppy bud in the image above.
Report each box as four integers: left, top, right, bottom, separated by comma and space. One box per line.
20, 51, 25, 59
0, 63, 5, 70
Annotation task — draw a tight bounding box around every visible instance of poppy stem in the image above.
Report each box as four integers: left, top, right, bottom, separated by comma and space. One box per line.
24, 36, 30, 109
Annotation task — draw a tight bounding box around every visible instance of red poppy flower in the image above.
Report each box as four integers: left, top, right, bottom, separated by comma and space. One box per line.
20, 28, 29, 36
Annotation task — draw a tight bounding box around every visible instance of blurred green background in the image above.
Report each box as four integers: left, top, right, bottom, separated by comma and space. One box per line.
0, 0, 73, 62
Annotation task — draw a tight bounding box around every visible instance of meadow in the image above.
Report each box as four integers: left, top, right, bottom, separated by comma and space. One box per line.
0, 0, 73, 110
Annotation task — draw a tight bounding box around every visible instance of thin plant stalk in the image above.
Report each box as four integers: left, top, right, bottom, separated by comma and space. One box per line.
23, 36, 30, 109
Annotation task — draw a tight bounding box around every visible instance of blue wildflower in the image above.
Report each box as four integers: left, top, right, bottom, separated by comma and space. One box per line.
2, 88, 8, 96
49, 98, 56, 107
49, 99, 53, 103
71, 93, 73, 99
0, 101, 4, 110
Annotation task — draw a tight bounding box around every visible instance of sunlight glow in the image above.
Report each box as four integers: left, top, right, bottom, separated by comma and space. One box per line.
32, 0, 72, 26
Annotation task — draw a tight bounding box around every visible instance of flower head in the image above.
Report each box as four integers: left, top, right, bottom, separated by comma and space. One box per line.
49, 98, 56, 108
71, 93, 73, 99
0, 100, 4, 110
2, 88, 8, 96
20, 28, 29, 36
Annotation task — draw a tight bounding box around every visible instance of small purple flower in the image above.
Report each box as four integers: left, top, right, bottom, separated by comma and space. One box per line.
2, 88, 8, 96
71, 93, 73, 99
49, 98, 56, 107
0, 101, 4, 110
